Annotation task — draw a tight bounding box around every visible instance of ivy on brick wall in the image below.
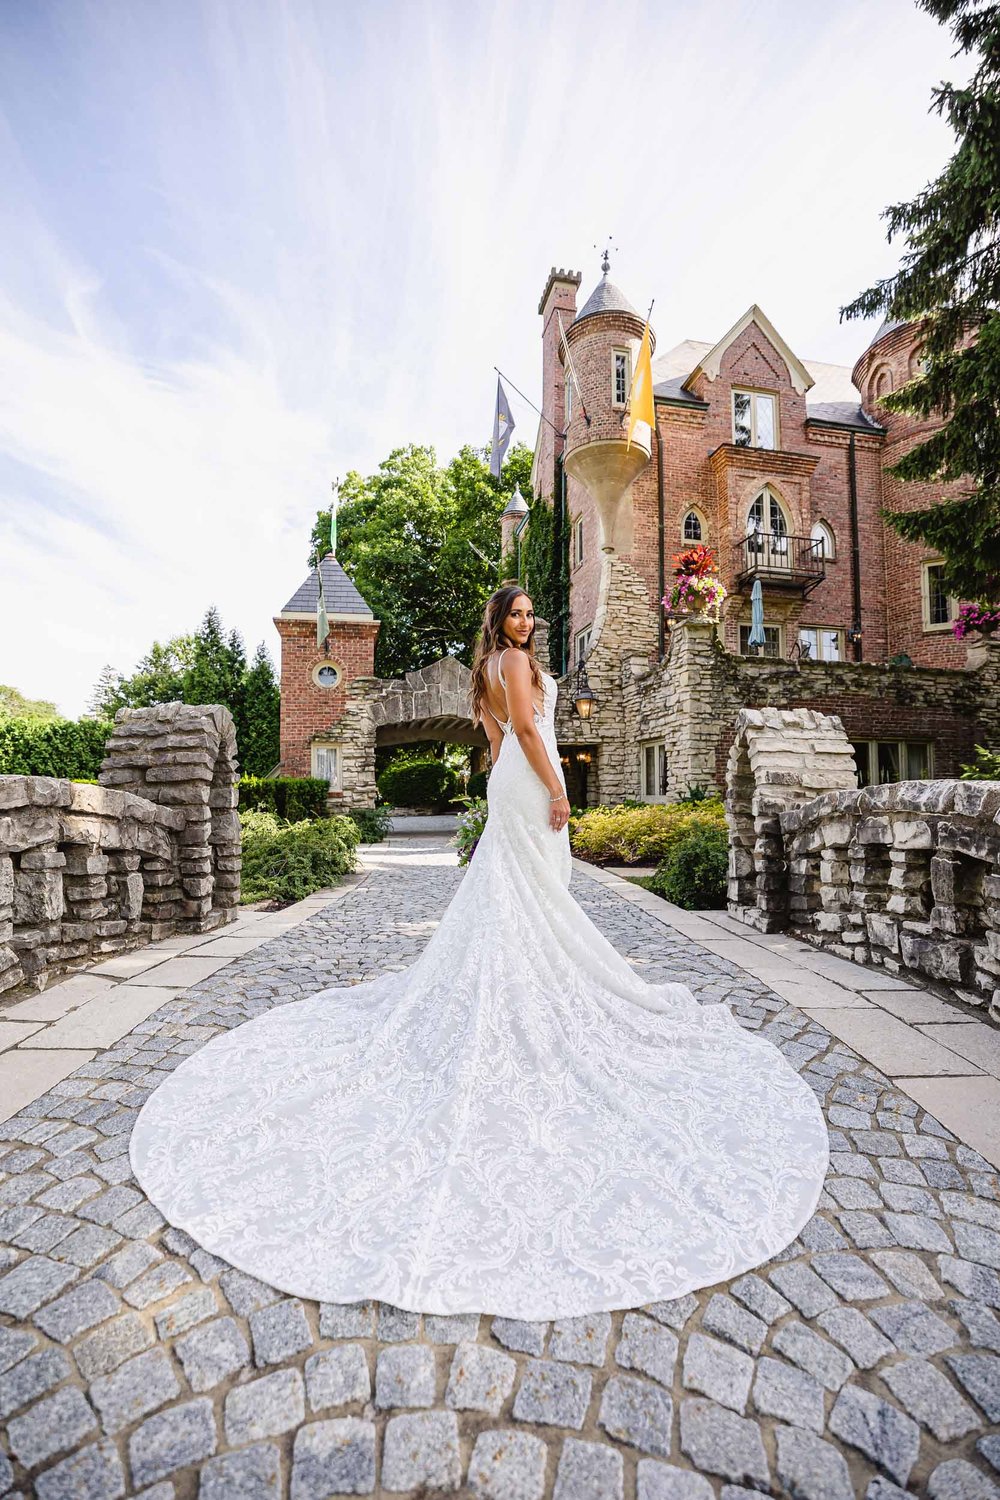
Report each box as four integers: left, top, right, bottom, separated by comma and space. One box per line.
518, 482, 570, 677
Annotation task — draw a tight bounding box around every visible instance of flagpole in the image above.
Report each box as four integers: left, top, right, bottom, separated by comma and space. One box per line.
492, 367, 566, 439
622, 298, 655, 422
556, 311, 591, 429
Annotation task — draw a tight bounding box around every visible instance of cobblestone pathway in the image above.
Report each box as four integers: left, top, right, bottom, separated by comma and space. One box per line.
1, 839, 1000, 1499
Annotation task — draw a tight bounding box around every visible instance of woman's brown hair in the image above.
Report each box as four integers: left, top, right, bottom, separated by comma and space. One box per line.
469, 585, 545, 728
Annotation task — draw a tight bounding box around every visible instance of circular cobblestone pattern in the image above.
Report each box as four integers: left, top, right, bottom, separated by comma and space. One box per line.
1, 846, 999, 1498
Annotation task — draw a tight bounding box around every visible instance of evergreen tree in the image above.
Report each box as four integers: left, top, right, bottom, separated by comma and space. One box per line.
239, 642, 281, 775
84, 665, 124, 719
840, 0, 1000, 604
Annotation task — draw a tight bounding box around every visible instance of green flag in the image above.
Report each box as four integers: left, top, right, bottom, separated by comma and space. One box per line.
316, 561, 329, 648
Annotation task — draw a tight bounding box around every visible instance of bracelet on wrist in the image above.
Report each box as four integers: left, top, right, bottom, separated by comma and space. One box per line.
549, 791, 567, 802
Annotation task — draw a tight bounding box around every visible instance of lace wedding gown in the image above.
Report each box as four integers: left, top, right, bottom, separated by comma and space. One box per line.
129, 650, 829, 1318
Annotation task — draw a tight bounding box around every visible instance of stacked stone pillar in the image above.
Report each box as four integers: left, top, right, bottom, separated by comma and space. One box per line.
99, 702, 240, 932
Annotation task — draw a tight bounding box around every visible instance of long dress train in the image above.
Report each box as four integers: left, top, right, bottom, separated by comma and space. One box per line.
128, 652, 829, 1319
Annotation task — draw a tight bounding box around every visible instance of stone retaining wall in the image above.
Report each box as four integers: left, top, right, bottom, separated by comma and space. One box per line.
725, 706, 1000, 1021
0, 703, 240, 997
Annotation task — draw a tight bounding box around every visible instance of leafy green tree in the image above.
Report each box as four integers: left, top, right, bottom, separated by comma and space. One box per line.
0, 685, 61, 720
89, 636, 196, 716
308, 442, 533, 678
840, 0, 1000, 603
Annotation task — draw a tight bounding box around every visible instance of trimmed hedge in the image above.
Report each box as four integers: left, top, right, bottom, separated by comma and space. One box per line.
238, 776, 330, 820
240, 809, 360, 903
648, 823, 729, 909
466, 769, 489, 800
570, 798, 727, 866
0, 716, 115, 779
377, 758, 460, 809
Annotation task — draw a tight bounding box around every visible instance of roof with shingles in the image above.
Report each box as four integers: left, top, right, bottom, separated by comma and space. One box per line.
279, 554, 374, 616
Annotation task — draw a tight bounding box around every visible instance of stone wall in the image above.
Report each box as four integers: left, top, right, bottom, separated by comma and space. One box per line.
604, 621, 1000, 807
724, 705, 1000, 1022
0, 703, 240, 997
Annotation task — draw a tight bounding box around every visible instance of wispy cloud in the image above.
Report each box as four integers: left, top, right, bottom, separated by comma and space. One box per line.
0, 0, 969, 716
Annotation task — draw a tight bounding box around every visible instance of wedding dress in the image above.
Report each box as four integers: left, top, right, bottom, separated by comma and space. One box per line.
128, 648, 829, 1319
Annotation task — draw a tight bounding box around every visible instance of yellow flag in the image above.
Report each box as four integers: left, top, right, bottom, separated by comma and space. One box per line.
626, 319, 654, 451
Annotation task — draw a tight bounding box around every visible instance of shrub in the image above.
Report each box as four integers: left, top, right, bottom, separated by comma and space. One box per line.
452, 796, 489, 866
377, 758, 460, 809
239, 809, 359, 903
649, 822, 729, 909
466, 769, 489, 800
570, 798, 727, 866
960, 745, 1000, 780
0, 715, 115, 778
347, 804, 394, 842
238, 776, 329, 820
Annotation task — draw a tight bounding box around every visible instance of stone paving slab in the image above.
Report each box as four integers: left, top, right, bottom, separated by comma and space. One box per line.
0, 837, 999, 1496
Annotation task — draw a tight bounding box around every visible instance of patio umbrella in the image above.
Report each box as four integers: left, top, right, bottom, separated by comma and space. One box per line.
748, 578, 767, 647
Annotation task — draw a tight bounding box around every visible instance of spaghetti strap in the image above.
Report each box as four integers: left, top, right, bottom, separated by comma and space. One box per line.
496, 646, 511, 688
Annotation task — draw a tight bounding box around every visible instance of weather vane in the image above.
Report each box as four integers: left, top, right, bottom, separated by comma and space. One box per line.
593, 234, 618, 276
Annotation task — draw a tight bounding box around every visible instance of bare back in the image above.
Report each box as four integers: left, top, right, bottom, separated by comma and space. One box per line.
482, 648, 544, 732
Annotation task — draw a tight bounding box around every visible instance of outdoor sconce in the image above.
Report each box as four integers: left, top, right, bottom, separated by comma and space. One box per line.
847, 623, 863, 647
572, 660, 596, 720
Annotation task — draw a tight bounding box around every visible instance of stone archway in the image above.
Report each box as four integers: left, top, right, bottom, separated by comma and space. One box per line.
370, 656, 486, 749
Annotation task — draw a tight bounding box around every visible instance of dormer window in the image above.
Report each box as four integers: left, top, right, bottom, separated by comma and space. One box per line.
613, 350, 631, 408
733, 390, 777, 450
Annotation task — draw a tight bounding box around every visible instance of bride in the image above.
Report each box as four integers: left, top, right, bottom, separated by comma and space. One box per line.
128, 584, 829, 1319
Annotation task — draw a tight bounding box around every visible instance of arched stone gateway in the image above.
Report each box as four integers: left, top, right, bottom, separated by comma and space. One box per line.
370, 656, 484, 748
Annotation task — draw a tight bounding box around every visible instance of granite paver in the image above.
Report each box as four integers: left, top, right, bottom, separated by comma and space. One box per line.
1, 840, 1000, 1495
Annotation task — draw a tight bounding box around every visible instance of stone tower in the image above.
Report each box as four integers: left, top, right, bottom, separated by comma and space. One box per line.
272, 555, 380, 789
561, 254, 656, 556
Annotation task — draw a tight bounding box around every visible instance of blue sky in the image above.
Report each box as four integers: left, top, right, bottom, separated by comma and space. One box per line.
0, 0, 970, 717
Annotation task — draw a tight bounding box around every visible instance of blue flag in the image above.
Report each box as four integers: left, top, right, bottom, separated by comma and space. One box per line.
490, 377, 515, 477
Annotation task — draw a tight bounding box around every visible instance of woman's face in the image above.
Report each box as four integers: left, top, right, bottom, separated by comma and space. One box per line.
501, 594, 534, 646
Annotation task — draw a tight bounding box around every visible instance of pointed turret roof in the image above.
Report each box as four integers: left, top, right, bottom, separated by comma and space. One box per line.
278, 554, 374, 617
573, 271, 639, 324
500, 484, 529, 518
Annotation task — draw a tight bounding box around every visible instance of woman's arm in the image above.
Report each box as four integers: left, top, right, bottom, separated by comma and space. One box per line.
502, 650, 570, 831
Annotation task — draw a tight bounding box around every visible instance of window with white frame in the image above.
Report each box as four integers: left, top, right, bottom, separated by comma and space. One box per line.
922, 561, 958, 629
732, 389, 777, 449
810, 520, 835, 560
798, 626, 843, 661
575, 625, 592, 664
738, 623, 781, 657
683, 509, 704, 542
639, 740, 667, 801
746, 487, 788, 555
311, 741, 342, 789
564, 373, 574, 424
852, 740, 933, 786
613, 349, 631, 408
573, 515, 584, 567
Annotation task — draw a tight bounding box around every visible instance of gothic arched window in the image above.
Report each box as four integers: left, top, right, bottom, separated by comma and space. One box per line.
746, 488, 789, 557
810, 520, 836, 560
683, 509, 703, 542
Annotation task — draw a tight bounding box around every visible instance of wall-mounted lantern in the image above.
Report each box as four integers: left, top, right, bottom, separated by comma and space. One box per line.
572, 659, 596, 720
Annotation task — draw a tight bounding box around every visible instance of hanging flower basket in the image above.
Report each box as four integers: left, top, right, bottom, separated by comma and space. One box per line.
662, 546, 728, 625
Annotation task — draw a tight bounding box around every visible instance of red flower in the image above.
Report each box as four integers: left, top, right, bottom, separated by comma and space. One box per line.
671, 545, 718, 579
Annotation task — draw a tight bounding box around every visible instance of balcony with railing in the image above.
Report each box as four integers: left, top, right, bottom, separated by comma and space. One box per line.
732, 529, 826, 594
